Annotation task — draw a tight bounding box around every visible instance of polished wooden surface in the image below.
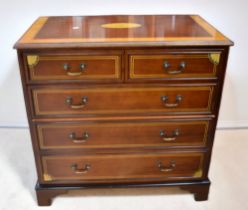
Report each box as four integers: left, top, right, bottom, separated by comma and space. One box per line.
14, 15, 233, 48
15, 15, 233, 205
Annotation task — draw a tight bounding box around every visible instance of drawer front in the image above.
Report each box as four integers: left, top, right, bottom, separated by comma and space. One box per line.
32, 86, 214, 116
26, 55, 121, 81
42, 152, 204, 182
129, 53, 221, 80
37, 120, 210, 149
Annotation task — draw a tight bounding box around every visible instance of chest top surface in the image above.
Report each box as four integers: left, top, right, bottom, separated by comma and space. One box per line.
14, 15, 233, 49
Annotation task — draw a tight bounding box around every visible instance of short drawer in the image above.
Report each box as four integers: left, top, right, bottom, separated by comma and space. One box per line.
129, 52, 221, 80
37, 120, 210, 149
42, 152, 204, 182
32, 86, 214, 116
26, 54, 121, 81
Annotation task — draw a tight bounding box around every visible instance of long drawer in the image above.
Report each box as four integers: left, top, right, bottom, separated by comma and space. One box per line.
32, 86, 214, 117
37, 120, 210, 149
42, 152, 205, 183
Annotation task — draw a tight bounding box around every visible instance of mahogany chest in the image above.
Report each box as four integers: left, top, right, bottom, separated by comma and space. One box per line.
14, 15, 233, 206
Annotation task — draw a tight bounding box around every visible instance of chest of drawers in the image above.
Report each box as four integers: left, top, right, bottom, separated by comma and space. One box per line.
14, 15, 233, 206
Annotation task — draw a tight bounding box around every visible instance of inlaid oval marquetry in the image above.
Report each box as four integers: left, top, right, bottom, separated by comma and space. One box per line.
101, 22, 141, 29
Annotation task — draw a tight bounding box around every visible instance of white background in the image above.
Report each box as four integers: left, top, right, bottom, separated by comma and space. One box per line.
0, 0, 247, 128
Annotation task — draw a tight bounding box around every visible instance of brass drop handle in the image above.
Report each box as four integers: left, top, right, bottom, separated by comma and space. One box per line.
63, 63, 86, 76
71, 163, 91, 174
65, 96, 88, 109
160, 129, 180, 141
69, 132, 89, 143
158, 161, 176, 172
161, 95, 182, 108
163, 61, 186, 74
